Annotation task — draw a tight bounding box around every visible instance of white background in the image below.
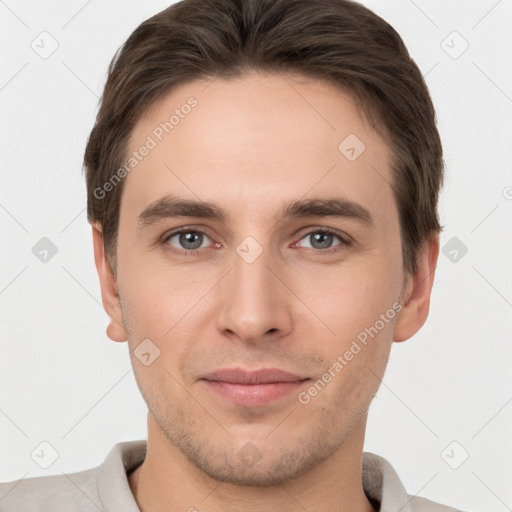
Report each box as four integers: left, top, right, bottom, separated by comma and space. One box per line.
1, 1, 511, 511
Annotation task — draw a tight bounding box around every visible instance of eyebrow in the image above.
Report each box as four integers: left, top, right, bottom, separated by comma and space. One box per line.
137, 194, 374, 229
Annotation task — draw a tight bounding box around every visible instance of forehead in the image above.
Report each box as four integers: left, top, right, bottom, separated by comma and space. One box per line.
121, 71, 396, 229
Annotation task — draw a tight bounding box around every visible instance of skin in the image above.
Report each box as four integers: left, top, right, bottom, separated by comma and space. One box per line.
92, 70, 439, 512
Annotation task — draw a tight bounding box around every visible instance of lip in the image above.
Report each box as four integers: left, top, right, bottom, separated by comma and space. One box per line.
202, 368, 307, 384
200, 368, 310, 406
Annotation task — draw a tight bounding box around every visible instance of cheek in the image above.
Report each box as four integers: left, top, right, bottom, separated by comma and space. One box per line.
117, 242, 196, 333
292, 259, 401, 339
117, 260, 215, 381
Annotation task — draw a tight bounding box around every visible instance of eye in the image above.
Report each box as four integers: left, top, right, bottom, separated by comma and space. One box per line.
164, 229, 213, 252
296, 229, 351, 252
161, 226, 352, 256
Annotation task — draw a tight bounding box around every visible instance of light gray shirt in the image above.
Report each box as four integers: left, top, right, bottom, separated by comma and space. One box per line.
0, 440, 463, 511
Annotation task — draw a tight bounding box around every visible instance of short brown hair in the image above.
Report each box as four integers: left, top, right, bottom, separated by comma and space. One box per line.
84, 0, 444, 277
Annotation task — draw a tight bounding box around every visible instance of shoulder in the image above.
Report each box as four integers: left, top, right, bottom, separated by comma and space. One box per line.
407, 494, 466, 512
0, 440, 146, 512
0, 467, 100, 512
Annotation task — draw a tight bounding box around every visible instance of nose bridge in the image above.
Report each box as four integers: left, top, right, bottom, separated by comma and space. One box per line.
232, 241, 272, 301
216, 236, 292, 342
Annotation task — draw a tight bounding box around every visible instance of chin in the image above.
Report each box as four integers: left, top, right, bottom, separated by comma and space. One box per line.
168, 426, 342, 487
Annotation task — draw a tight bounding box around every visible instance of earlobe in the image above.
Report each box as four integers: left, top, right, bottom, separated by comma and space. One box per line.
393, 234, 440, 343
91, 222, 127, 342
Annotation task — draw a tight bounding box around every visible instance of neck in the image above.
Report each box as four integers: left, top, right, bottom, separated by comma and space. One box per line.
129, 414, 376, 512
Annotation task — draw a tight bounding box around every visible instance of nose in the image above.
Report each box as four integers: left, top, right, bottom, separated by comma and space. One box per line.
216, 243, 293, 345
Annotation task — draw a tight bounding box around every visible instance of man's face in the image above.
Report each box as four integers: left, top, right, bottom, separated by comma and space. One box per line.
106, 71, 409, 484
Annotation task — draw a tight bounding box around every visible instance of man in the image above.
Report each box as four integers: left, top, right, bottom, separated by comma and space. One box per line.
0, 0, 464, 510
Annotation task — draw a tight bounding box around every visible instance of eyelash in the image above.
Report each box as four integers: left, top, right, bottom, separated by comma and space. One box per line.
161, 226, 353, 256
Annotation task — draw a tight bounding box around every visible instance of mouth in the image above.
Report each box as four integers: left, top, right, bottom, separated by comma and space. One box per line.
200, 368, 311, 406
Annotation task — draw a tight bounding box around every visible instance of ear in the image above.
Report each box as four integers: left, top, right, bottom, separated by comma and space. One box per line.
91, 222, 127, 342
393, 234, 440, 343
